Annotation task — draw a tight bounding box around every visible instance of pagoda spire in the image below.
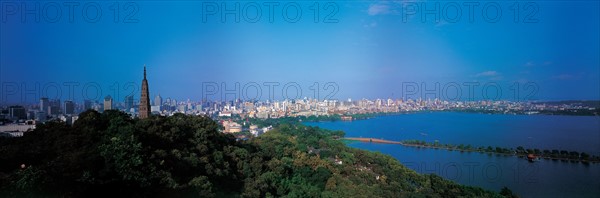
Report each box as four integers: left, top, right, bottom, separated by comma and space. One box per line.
139, 64, 150, 119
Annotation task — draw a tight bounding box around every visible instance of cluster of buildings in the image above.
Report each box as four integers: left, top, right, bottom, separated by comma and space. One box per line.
4, 95, 594, 137
220, 120, 272, 137
1, 66, 597, 137
0, 66, 152, 137
1, 95, 597, 136
140, 97, 597, 119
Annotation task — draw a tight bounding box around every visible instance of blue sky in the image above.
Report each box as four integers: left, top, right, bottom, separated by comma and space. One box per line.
1, 1, 599, 103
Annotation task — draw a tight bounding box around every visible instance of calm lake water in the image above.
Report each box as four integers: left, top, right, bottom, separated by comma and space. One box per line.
305, 112, 600, 198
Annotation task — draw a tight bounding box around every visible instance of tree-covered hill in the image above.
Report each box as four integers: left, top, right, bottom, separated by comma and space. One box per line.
0, 110, 514, 197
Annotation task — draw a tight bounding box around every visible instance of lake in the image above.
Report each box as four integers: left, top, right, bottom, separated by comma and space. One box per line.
305, 112, 600, 198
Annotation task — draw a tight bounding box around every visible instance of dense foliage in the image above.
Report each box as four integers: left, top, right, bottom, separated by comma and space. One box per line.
0, 110, 510, 197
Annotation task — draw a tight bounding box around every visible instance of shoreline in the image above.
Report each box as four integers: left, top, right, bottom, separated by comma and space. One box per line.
343, 137, 600, 164
305, 111, 600, 123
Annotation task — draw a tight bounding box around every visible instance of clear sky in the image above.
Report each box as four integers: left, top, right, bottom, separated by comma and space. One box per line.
1, 1, 599, 104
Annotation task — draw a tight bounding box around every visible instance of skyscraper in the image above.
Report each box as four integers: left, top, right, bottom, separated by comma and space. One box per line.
64, 100, 75, 115
139, 65, 151, 119
154, 94, 162, 106
104, 95, 113, 111
49, 99, 61, 115
40, 97, 49, 113
9, 106, 26, 120
125, 95, 134, 110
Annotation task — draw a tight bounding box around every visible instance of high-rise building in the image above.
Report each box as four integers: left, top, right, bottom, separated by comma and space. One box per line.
9, 106, 26, 120
139, 65, 151, 119
40, 97, 49, 113
64, 100, 75, 114
125, 95, 134, 110
104, 95, 113, 111
48, 99, 61, 115
154, 94, 162, 106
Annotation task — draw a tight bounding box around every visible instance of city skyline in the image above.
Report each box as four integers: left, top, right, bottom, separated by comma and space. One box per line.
0, 1, 598, 196
2, 79, 600, 107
